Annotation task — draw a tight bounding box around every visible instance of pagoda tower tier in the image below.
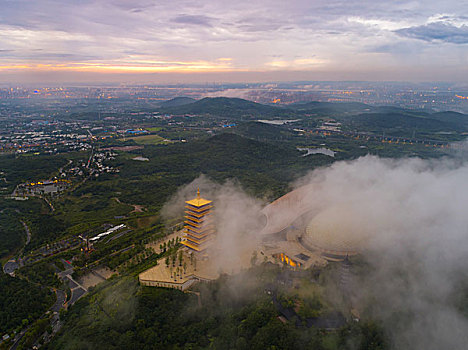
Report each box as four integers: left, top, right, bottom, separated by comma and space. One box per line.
181, 189, 215, 252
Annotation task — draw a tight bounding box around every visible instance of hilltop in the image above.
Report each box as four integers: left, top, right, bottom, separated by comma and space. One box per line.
160, 97, 297, 119
159, 97, 196, 108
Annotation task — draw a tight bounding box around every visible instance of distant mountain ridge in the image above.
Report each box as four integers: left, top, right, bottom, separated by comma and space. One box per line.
159, 96, 468, 132
289, 101, 375, 115
159, 97, 297, 118
160, 97, 196, 108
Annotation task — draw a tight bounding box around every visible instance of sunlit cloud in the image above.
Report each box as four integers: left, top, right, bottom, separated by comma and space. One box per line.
427, 14, 468, 27
0, 59, 237, 73
266, 58, 327, 69
0, 0, 466, 81
347, 17, 415, 31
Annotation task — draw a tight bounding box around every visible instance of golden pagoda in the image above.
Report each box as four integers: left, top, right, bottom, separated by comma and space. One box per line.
181, 188, 215, 252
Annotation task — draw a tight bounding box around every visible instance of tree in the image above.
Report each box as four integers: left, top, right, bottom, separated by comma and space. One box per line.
165, 257, 170, 268
178, 250, 183, 266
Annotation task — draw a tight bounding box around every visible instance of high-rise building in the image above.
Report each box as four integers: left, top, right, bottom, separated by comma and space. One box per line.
182, 189, 215, 252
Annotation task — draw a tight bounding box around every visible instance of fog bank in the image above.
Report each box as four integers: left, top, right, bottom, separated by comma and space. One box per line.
162, 155, 468, 349
296, 155, 468, 349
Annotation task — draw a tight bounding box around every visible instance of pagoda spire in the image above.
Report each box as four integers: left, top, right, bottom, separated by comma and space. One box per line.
197, 187, 200, 198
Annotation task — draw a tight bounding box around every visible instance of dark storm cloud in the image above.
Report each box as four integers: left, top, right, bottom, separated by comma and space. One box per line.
396, 22, 468, 44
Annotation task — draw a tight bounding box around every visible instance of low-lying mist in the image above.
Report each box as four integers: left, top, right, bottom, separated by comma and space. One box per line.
296, 155, 468, 349
162, 154, 468, 349
161, 176, 266, 272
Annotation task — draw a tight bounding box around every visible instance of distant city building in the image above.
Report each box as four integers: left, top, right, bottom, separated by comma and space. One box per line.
14, 179, 70, 197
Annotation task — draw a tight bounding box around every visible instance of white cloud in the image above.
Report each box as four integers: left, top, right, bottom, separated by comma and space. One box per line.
347, 16, 416, 31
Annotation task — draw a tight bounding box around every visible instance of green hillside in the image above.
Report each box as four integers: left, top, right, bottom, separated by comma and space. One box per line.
103, 133, 333, 208
160, 97, 297, 119
159, 97, 196, 108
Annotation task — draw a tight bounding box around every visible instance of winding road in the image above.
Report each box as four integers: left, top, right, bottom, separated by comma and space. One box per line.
3, 221, 30, 275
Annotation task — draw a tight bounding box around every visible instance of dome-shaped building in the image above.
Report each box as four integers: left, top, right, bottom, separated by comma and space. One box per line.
301, 204, 369, 259
260, 186, 370, 265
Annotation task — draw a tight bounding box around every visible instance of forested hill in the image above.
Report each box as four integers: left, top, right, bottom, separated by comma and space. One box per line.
159, 97, 468, 133
289, 101, 375, 115
104, 133, 334, 208
0, 269, 55, 335
160, 97, 297, 119
231, 121, 298, 142
159, 96, 196, 108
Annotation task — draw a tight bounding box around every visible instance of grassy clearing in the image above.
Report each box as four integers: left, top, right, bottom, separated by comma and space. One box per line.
120, 134, 167, 145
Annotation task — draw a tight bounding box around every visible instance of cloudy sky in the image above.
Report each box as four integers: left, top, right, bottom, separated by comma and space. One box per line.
0, 0, 467, 83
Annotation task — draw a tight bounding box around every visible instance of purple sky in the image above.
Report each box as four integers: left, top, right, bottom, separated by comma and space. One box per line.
0, 0, 467, 83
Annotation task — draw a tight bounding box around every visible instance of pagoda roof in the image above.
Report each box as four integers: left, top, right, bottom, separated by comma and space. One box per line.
184, 216, 205, 223
185, 205, 213, 213
182, 240, 202, 251
184, 229, 214, 238
184, 235, 211, 244
185, 188, 212, 207
181, 240, 211, 251
186, 211, 209, 218
186, 197, 212, 207
184, 226, 215, 234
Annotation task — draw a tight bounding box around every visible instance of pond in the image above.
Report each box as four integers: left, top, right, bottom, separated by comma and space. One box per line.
297, 147, 336, 157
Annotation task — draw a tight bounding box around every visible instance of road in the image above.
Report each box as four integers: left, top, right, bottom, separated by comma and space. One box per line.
8, 258, 88, 349
50, 289, 66, 313
58, 259, 88, 308
86, 147, 94, 168
9, 289, 66, 350
38, 195, 55, 212
3, 221, 31, 275
58, 159, 73, 174
3, 260, 19, 274
69, 287, 87, 305
21, 220, 31, 246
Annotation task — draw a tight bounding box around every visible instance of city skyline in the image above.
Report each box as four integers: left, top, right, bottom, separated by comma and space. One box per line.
0, 0, 467, 83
